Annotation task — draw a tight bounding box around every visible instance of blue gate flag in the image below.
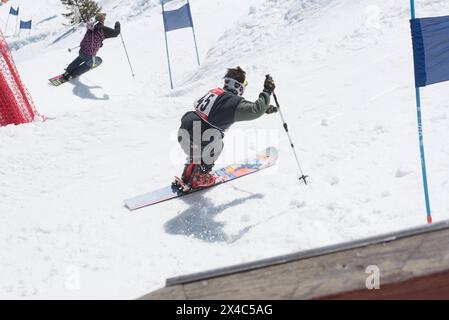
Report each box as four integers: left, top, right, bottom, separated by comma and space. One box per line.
162, 3, 193, 32
161, 0, 200, 89
20, 20, 32, 30
411, 15, 449, 87
9, 6, 19, 16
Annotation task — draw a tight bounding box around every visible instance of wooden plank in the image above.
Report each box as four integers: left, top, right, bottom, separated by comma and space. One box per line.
322, 270, 449, 300
139, 285, 187, 300
166, 220, 449, 286
142, 220, 449, 300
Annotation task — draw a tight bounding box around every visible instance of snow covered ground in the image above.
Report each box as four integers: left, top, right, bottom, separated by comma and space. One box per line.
1, 0, 449, 299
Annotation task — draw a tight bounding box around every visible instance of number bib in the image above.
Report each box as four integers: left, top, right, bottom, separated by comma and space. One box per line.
194, 88, 224, 120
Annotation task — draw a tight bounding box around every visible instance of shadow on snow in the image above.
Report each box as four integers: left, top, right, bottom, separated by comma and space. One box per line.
69, 78, 110, 101
164, 188, 264, 244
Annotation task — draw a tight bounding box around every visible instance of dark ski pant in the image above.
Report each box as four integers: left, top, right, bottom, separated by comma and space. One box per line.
178, 112, 224, 170
66, 53, 100, 77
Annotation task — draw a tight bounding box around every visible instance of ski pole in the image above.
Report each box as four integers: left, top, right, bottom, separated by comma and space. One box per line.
269, 76, 308, 184
120, 32, 135, 78
68, 45, 80, 53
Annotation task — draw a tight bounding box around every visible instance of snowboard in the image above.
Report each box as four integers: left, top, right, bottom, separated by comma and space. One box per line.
49, 57, 103, 86
124, 147, 278, 210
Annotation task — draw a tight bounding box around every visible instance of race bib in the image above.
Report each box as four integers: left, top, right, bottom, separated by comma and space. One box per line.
194, 88, 224, 120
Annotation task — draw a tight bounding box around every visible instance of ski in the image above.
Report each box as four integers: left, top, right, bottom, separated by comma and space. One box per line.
49, 74, 69, 86
124, 147, 278, 210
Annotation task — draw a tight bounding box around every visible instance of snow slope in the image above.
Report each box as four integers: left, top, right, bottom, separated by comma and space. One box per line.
1, 0, 449, 299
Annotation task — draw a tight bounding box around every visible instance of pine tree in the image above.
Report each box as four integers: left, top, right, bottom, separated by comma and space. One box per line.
60, 0, 102, 25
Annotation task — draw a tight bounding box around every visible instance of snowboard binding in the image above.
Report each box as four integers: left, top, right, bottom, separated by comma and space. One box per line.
171, 177, 192, 194
171, 170, 221, 194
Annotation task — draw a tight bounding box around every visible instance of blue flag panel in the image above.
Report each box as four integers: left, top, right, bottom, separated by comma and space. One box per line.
411, 15, 449, 87
20, 20, 32, 30
9, 6, 19, 16
163, 3, 193, 32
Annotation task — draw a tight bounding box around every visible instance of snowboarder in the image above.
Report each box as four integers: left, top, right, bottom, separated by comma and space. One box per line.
62, 13, 121, 81
174, 67, 278, 191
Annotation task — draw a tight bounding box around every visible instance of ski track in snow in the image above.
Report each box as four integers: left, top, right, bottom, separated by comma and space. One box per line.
1, 0, 449, 299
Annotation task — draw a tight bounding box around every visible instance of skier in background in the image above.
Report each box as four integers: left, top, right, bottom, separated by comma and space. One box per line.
174, 67, 278, 191
63, 13, 121, 81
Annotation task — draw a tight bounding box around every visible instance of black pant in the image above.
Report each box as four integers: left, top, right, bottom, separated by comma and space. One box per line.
66, 54, 102, 77
178, 112, 224, 169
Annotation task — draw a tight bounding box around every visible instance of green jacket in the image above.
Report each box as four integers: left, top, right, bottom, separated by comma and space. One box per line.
233, 92, 271, 122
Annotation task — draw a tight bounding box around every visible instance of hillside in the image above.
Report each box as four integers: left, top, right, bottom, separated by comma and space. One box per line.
1, 0, 449, 299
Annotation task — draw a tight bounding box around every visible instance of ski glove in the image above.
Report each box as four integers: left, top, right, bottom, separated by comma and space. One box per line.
115, 21, 121, 31
265, 105, 278, 114
263, 75, 276, 95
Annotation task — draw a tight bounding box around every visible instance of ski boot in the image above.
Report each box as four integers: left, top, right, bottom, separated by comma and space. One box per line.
189, 165, 218, 190
172, 163, 197, 193
62, 71, 73, 82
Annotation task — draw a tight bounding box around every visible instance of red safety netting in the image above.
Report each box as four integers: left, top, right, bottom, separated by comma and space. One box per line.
0, 28, 41, 126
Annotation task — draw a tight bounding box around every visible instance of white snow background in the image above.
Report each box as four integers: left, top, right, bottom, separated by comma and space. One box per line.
1, 0, 449, 299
